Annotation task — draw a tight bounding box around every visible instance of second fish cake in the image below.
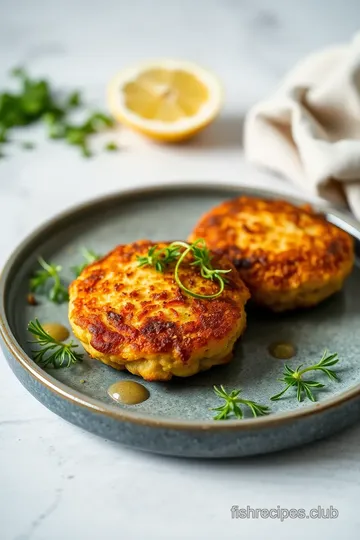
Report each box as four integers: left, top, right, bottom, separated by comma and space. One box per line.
189, 196, 354, 312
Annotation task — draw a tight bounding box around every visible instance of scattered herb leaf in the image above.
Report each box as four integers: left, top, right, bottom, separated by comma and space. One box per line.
30, 257, 69, 304
0, 127, 8, 144
270, 350, 339, 402
67, 91, 81, 108
105, 141, 118, 151
0, 68, 114, 157
212, 385, 270, 420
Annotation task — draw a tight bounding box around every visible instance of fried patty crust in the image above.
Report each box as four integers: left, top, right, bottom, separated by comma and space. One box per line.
189, 197, 354, 312
68, 240, 250, 381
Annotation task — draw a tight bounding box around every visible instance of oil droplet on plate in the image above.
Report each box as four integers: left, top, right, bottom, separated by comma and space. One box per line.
268, 342, 296, 360
108, 381, 150, 405
42, 323, 69, 342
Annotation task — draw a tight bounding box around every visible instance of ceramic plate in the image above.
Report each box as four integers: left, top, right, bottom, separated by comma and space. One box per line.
1, 184, 360, 458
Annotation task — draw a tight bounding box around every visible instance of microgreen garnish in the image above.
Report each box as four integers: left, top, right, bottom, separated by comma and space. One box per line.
0, 68, 114, 158
173, 240, 231, 299
137, 239, 231, 299
28, 319, 83, 368
30, 257, 69, 304
72, 248, 102, 277
212, 385, 270, 420
270, 350, 339, 402
137, 244, 182, 273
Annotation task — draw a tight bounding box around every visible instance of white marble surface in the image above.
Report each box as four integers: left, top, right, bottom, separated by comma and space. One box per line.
1, 1, 360, 539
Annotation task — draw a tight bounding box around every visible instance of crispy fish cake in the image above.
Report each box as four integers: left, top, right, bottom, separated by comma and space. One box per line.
68, 240, 249, 381
189, 197, 354, 312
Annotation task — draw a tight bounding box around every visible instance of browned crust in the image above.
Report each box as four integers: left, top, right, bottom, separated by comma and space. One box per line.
189, 197, 354, 295
69, 240, 249, 364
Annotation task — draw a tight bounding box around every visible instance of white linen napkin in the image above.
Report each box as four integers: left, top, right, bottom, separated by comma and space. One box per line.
244, 34, 360, 219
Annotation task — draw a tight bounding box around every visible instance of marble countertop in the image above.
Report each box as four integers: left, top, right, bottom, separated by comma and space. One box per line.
1, 1, 360, 539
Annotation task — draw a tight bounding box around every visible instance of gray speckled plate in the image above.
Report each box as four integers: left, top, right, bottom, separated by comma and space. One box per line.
1, 184, 360, 458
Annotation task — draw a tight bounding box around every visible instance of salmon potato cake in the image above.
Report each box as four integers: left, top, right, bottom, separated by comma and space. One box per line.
69, 240, 249, 381
189, 197, 354, 312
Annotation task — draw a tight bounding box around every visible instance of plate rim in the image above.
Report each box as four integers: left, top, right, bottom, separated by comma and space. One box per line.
1, 181, 360, 432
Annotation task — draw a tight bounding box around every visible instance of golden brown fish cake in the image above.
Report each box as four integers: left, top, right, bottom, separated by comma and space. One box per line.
189, 197, 354, 312
68, 240, 250, 381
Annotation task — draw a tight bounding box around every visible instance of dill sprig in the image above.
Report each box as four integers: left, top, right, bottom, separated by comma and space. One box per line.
212, 385, 270, 420
270, 350, 340, 402
137, 239, 231, 299
28, 319, 83, 369
29, 257, 69, 304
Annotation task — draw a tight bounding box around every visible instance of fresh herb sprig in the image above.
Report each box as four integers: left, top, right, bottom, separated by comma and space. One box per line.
137, 244, 181, 273
0, 68, 114, 158
212, 385, 270, 420
28, 319, 83, 368
270, 350, 339, 402
72, 248, 102, 277
30, 257, 69, 304
137, 239, 231, 299
173, 240, 231, 299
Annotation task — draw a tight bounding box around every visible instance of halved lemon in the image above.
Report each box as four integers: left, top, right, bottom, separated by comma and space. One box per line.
107, 59, 223, 142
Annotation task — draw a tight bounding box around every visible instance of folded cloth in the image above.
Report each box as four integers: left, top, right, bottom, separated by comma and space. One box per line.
244, 34, 360, 219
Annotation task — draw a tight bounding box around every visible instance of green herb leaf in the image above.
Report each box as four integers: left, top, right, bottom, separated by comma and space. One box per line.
28, 319, 83, 368
85, 112, 114, 130
0, 68, 115, 157
105, 141, 118, 151
81, 144, 92, 158
30, 257, 69, 304
48, 122, 66, 139
0, 127, 8, 143
67, 91, 81, 108
212, 385, 270, 420
270, 350, 340, 402
137, 244, 181, 273
11, 66, 27, 80
66, 128, 86, 145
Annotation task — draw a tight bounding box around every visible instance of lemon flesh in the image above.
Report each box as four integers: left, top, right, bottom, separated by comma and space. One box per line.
123, 69, 210, 122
